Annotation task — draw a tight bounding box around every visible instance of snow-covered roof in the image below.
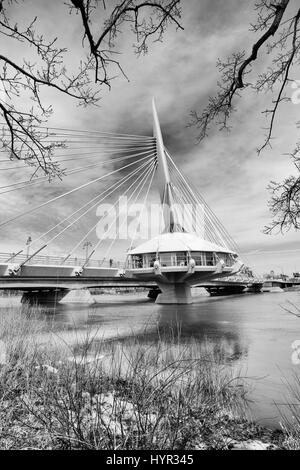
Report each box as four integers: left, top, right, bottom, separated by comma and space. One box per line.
129, 232, 235, 255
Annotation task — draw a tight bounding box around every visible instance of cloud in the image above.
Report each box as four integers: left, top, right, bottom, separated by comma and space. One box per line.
0, 0, 299, 275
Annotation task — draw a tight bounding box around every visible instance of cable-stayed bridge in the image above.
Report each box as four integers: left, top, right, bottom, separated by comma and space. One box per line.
0, 100, 261, 304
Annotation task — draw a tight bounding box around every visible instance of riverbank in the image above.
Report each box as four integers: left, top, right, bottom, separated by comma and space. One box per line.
0, 304, 298, 450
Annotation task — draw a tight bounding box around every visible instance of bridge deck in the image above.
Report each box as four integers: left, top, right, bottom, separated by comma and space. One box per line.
0, 253, 265, 292
0, 275, 263, 292
0, 252, 123, 268
0, 276, 157, 290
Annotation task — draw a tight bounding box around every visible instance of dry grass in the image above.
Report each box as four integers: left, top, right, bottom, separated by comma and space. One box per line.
0, 305, 276, 450
277, 302, 300, 449
277, 373, 300, 450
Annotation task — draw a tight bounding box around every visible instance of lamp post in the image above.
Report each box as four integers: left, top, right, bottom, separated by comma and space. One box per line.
26, 236, 32, 258
83, 241, 92, 262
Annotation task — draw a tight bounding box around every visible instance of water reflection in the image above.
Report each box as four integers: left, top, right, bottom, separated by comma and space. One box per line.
38, 293, 249, 366
1, 290, 300, 428
156, 304, 248, 363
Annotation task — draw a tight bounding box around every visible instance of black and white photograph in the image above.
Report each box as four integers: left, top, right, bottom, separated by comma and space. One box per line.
0, 0, 299, 455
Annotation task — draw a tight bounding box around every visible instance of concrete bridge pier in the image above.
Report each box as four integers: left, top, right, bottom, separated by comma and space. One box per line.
21, 288, 69, 306
205, 285, 246, 296
147, 287, 161, 300
245, 283, 263, 293
155, 282, 192, 304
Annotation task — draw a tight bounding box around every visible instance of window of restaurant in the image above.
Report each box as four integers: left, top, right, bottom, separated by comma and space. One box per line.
143, 253, 156, 268
130, 255, 143, 269
176, 252, 188, 266
204, 252, 215, 266
159, 253, 173, 267
192, 252, 204, 266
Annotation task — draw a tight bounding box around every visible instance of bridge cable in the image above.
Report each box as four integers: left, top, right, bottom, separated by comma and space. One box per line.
28, 157, 156, 249
0, 133, 155, 142
167, 164, 218, 243
0, 123, 155, 140
83, 160, 157, 268
0, 147, 156, 163
170, 172, 223, 246
124, 160, 158, 269
170, 157, 238, 249
127, 160, 157, 253
61, 158, 156, 265
0, 148, 156, 193
69, 159, 156, 268
43, 158, 155, 250
0, 154, 154, 229
14, 159, 155, 266
166, 151, 238, 251
167, 151, 254, 272
98, 160, 157, 267
0, 144, 156, 157
173, 171, 233, 248
170, 182, 205, 237
168, 161, 226, 245
0, 150, 155, 167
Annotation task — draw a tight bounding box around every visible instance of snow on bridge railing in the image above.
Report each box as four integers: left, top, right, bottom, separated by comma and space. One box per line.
0, 252, 123, 269
216, 274, 263, 283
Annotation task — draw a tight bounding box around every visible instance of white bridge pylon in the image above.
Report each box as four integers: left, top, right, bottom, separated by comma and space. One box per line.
125, 99, 244, 304
152, 98, 182, 233
0, 99, 244, 305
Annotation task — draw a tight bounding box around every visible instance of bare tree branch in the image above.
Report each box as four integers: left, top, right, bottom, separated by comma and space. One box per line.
189, 0, 300, 233
189, 0, 299, 148
264, 144, 300, 233
0, 0, 182, 177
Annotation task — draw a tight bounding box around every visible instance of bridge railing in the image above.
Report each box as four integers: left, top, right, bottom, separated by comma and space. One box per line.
0, 252, 124, 269
215, 275, 263, 283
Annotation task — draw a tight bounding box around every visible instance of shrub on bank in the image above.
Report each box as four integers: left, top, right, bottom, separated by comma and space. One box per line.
0, 305, 286, 450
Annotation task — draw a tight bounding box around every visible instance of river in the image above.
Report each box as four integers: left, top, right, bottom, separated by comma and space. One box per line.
1, 288, 300, 429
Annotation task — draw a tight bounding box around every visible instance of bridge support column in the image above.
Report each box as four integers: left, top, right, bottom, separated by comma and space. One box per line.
155, 282, 192, 304
21, 289, 69, 306
205, 285, 246, 296
245, 283, 262, 293
147, 288, 162, 300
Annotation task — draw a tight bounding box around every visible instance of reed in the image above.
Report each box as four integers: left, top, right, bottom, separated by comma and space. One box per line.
0, 305, 260, 450
279, 372, 300, 450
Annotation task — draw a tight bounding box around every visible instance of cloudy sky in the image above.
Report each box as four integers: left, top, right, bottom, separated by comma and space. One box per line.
0, 0, 299, 275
